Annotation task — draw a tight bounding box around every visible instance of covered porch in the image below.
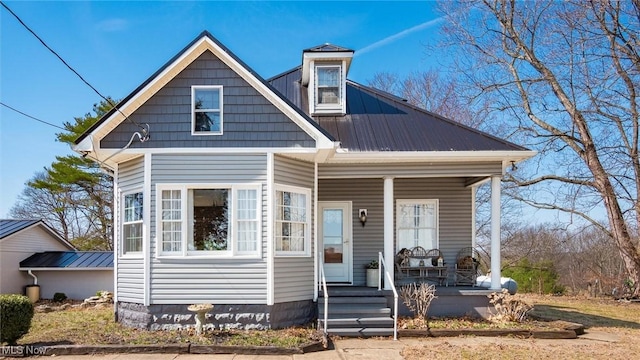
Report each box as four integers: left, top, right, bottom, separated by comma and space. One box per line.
313, 171, 504, 296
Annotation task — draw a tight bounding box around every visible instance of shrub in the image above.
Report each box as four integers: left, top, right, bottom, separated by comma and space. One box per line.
0, 294, 34, 345
503, 258, 565, 294
488, 289, 532, 322
53, 292, 67, 302
400, 283, 437, 328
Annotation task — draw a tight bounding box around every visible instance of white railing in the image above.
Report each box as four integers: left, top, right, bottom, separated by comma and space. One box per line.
318, 262, 329, 335
378, 251, 398, 340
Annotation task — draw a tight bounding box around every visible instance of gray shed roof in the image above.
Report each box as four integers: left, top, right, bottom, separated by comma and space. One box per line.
0, 219, 40, 239
0, 219, 74, 250
268, 67, 527, 152
19, 251, 113, 269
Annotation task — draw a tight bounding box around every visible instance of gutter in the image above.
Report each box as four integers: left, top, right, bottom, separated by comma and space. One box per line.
28, 269, 38, 285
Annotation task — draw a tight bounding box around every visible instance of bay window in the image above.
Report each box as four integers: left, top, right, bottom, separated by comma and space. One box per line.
122, 191, 143, 255
157, 184, 260, 256
275, 185, 311, 256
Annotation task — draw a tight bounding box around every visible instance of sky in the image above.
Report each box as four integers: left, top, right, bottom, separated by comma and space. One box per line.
0, 1, 447, 218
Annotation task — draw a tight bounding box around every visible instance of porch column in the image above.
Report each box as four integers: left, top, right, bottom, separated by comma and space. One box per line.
383, 176, 394, 290
490, 175, 501, 290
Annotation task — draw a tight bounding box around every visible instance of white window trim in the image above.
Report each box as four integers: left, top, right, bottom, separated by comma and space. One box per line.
395, 199, 440, 251
309, 61, 346, 115
191, 85, 223, 136
274, 184, 312, 257
156, 183, 262, 258
120, 189, 144, 258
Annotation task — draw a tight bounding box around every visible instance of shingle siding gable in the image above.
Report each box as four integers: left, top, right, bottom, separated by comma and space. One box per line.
101, 51, 315, 149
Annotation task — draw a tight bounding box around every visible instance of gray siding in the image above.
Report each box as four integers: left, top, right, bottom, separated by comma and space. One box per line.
318, 177, 472, 286
116, 157, 145, 303
318, 162, 503, 178
273, 156, 315, 303
318, 178, 384, 286
149, 153, 268, 304
102, 51, 315, 149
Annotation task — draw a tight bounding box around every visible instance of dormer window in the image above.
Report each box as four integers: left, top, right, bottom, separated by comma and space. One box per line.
301, 44, 353, 115
316, 65, 341, 106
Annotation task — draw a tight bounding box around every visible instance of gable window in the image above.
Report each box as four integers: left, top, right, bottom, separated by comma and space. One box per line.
157, 184, 260, 257
396, 200, 439, 251
275, 185, 311, 256
315, 65, 341, 108
192, 86, 223, 135
122, 191, 143, 255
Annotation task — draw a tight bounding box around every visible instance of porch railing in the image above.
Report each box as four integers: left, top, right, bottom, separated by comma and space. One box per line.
378, 251, 398, 340
318, 262, 329, 335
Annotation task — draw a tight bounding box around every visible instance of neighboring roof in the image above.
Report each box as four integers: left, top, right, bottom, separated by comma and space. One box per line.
0, 219, 75, 249
268, 67, 528, 153
0, 219, 39, 239
74, 31, 335, 147
19, 251, 113, 270
303, 43, 354, 53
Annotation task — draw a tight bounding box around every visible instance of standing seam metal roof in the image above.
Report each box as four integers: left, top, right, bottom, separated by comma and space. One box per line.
19, 251, 113, 269
268, 67, 528, 152
0, 219, 40, 239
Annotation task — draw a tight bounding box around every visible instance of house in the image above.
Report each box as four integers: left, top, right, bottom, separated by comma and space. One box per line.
72, 31, 535, 332
0, 219, 114, 300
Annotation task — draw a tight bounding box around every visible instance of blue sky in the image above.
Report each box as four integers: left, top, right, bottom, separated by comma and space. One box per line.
0, 1, 445, 217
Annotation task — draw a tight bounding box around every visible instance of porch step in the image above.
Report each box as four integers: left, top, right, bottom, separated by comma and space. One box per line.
324, 327, 395, 337
317, 293, 395, 337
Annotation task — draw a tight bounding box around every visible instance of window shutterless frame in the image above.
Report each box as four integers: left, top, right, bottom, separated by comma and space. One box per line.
156, 183, 261, 258
396, 199, 439, 251
191, 85, 223, 135
314, 65, 342, 110
121, 190, 144, 257
274, 184, 312, 257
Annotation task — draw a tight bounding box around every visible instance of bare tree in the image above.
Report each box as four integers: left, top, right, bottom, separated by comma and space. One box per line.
368, 70, 487, 128
438, 0, 640, 296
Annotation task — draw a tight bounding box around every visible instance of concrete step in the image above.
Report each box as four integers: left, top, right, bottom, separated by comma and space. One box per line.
318, 303, 391, 316
317, 296, 388, 305
318, 316, 394, 328
326, 327, 395, 337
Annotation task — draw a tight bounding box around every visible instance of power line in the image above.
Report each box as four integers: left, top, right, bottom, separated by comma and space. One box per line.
0, 102, 68, 132
0, 1, 148, 134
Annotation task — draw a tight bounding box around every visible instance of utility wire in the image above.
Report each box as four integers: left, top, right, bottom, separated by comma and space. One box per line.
0, 1, 148, 134
1, 101, 68, 131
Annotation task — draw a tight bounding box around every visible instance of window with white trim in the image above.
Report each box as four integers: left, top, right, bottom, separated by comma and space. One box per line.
315, 65, 342, 109
396, 199, 439, 251
157, 184, 260, 256
122, 191, 143, 255
192, 86, 223, 135
275, 186, 311, 256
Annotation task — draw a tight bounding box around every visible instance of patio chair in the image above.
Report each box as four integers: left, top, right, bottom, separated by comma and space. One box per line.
454, 247, 479, 286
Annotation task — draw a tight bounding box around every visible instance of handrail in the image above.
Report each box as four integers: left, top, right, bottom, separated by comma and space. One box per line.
319, 262, 329, 335
378, 251, 398, 341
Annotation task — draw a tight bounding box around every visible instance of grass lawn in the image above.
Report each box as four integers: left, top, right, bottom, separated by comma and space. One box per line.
17, 305, 319, 348
402, 294, 640, 360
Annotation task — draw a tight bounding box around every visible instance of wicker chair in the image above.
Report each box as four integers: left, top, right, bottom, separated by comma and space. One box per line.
454, 247, 479, 286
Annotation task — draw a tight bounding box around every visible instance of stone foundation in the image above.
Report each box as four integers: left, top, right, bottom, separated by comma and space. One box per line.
116, 300, 316, 331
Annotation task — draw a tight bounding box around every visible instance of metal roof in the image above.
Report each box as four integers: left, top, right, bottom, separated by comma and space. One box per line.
268, 67, 527, 152
19, 251, 113, 269
0, 219, 40, 239
0, 220, 74, 250
303, 43, 354, 53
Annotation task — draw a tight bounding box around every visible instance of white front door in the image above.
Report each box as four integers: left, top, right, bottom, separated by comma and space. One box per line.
319, 202, 352, 284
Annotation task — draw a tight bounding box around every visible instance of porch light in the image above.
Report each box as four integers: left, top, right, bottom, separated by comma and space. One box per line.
359, 209, 367, 226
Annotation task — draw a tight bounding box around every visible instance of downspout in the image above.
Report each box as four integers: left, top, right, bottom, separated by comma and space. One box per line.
28, 269, 38, 285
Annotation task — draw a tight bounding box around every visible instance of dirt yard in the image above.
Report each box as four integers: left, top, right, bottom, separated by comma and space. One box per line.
401, 294, 640, 360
